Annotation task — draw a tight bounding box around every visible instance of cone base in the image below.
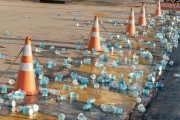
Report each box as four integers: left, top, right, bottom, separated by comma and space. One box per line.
125, 31, 136, 36
86, 47, 102, 52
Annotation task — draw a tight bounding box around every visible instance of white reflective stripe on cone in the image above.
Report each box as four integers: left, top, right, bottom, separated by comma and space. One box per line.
92, 32, 100, 37
23, 45, 32, 56
140, 14, 145, 17
20, 63, 33, 71
130, 11, 134, 17
129, 20, 135, 24
94, 20, 99, 28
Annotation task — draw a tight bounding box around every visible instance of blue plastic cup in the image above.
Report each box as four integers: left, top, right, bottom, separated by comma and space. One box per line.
83, 103, 91, 111
63, 84, 70, 90
87, 97, 96, 104
23, 106, 34, 115
1, 85, 7, 93
58, 113, 66, 120
6, 100, 16, 107
41, 88, 48, 96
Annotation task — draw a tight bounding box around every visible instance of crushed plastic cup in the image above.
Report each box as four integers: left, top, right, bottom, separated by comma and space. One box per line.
23, 106, 34, 116
133, 90, 140, 97
55, 50, 61, 55
0, 97, 4, 104
47, 61, 56, 69
83, 103, 91, 111
49, 46, 55, 50
126, 42, 131, 48
55, 74, 63, 82
35, 68, 41, 75
87, 98, 96, 104
72, 18, 77, 21
61, 48, 66, 53
103, 56, 108, 62
117, 50, 123, 56
77, 113, 87, 120
90, 74, 96, 80
80, 84, 87, 89
49, 89, 60, 95
76, 60, 82, 65
63, 59, 68, 66
81, 77, 89, 84
101, 71, 108, 79
37, 64, 43, 69
98, 77, 104, 83
58, 113, 66, 120
138, 104, 146, 112
63, 84, 71, 90
94, 83, 100, 89
145, 82, 154, 89
167, 45, 173, 53
0, 53, 5, 59
40, 77, 49, 85
57, 96, 67, 101
83, 50, 91, 56
132, 57, 139, 65
41, 88, 48, 96
66, 64, 72, 69
108, 105, 115, 113
1, 84, 7, 93
101, 103, 109, 112
9, 79, 15, 85
116, 59, 122, 64
67, 57, 73, 62
75, 23, 79, 27
112, 61, 118, 67
72, 79, 79, 85
143, 89, 150, 95
39, 42, 45, 48
39, 72, 44, 79
32, 104, 39, 113
71, 71, 77, 79
156, 82, 164, 88
109, 74, 116, 80
70, 92, 79, 99
174, 73, 180, 78
169, 61, 174, 65
139, 71, 144, 77
135, 97, 141, 103
5, 31, 10, 36
114, 107, 123, 114
108, 47, 114, 52
130, 85, 137, 91
125, 57, 131, 64
119, 73, 124, 79
35, 47, 41, 53
6, 100, 16, 107
95, 61, 104, 68
83, 58, 91, 64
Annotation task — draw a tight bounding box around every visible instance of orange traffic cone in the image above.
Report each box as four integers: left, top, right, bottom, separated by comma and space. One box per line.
87, 16, 102, 52
15, 37, 36, 96
155, 0, 161, 16
125, 8, 136, 36
138, 3, 146, 27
